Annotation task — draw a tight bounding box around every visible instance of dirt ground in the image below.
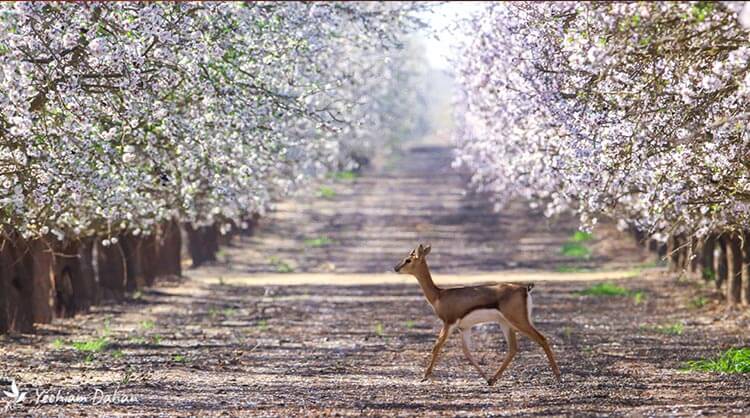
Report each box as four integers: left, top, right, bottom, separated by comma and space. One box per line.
1, 136, 749, 417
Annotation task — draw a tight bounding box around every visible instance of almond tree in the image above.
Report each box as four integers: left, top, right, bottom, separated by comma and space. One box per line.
0, 2, 429, 332
455, 2, 750, 306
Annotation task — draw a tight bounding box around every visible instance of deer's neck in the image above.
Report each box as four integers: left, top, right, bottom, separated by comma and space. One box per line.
414, 262, 440, 305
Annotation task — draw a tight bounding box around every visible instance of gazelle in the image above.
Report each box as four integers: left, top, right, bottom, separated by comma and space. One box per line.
394, 244, 561, 385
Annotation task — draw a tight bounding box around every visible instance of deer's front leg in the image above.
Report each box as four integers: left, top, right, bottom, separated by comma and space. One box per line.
422, 323, 453, 381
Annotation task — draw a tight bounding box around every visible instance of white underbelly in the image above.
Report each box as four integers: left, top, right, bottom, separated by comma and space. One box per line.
459, 308, 504, 329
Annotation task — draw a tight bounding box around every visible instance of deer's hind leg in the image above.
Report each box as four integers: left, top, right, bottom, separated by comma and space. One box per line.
488, 325, 517, 386
506, 308, 561, 381
460, 328, 488, 382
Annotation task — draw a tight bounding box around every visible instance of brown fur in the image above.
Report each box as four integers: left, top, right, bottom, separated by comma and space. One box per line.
394, 244, 561, 385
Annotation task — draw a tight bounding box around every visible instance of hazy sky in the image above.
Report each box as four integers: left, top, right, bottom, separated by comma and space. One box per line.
421, 2, 486, 70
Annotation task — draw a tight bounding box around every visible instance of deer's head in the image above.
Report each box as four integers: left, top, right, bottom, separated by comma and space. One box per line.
394, 244, 431, 274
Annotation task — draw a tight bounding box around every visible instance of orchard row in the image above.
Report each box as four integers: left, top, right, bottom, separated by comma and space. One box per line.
0, 2, 427, 333
454, 2, 750, 306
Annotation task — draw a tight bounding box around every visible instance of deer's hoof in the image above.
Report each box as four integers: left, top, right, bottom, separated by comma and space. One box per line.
487, 378, 496, 386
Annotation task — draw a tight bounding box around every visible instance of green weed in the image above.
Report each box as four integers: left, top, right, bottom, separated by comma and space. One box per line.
304, 236, 333, 247
257, 319, 269, 331
571, 231, 594, 242
129, 336, 147, 345
140, 320, 155, 330
644, 322, 684, 336
333, 171, 358, 181
684, 348, 750, 373
632, 290, 646, 305
561, 242, 591, 258
70, 337, 109, 353
173, 354, 186, 363
404, 320, 415, 329
269, 256, 293, 273
52, 338, 65, 349
555, 266, 591, 273
576, 282, 630, 297
374, 322, 385, 337
690, 296, 709, 309
317, 186, 336, 199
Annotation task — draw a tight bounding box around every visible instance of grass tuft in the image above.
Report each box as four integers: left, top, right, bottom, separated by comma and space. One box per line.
576, 282, 647, 305
684, 348, 750, 373
576, 282, 630, 297
561, 242, 591, 258
70, 337, 109, 353
317, 186, 336, 199
689, 296, 708, 309
571, 231, 594, 242
632, 290, 646, 305
257, 319, 269, 331
333, 171, 358, 181
555, 265, 591, 273
304, 236, 333, 247
269, 256, 294, 273
643, 322, 684, 336
52, 337, 65, 349
374, 322, 385, 337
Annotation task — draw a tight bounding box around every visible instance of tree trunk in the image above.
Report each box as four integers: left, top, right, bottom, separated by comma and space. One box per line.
121, 233, 157, 290
185, 223, 218, 267
155, 219, 182, 278
677, 235, 690, 272
53, 240, 97, 317
657, 240, 667, 258
217, 221, 235, 247
741, 231, 750, 307
667, 235, 680, 272
29, 239, 55, 324
238, 212, 260, 237
726, 233, 742, 305
78, 237, 99, 307
632, 228, 646, 247
0, 239, 6, 333
715, 236, 728, 293
700, 235, 716, 282
688, 237, 699, 278
97, 239, 127, 300
0, 236, 35, 333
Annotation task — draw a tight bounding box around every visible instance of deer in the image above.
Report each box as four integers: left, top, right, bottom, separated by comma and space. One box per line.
394, 244, 561, 385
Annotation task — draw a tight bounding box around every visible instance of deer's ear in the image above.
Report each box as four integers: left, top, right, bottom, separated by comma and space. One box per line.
423, 244, 431, 256
415, 244, 424, 257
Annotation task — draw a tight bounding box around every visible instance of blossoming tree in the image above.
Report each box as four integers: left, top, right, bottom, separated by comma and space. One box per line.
0, 2, 428, 333
454, 2, 750, 306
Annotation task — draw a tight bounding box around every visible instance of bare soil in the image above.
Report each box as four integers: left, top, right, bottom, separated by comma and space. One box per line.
1, 136, 749, 417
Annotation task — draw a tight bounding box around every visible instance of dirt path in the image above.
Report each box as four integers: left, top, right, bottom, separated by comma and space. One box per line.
2, 137, 749, 417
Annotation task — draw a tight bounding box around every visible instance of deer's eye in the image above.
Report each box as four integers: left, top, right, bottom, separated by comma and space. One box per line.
404, 259, 411, 264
